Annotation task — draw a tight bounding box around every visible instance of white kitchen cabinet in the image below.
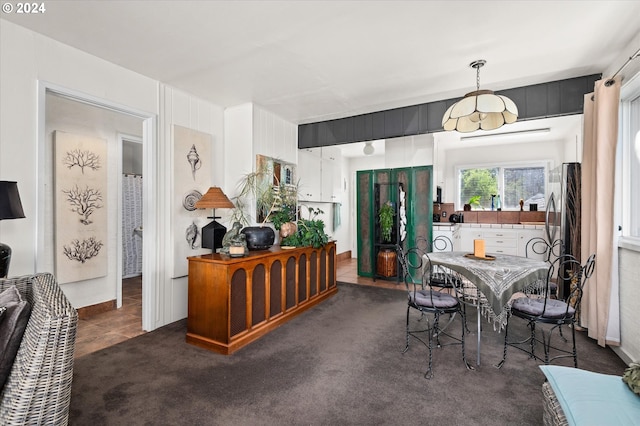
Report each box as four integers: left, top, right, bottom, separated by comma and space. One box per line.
455, 227, 483, 252
298, 146, 341, 203
321, 146, 341, 203
517, 229, 547, 260
455, 226, 545, 257
432, 225, 454, 252
483, 230, 518, 255
298, 148, 322, 201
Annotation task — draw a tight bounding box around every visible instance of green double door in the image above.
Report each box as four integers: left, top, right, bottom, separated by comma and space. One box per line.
356, 166, 433, 278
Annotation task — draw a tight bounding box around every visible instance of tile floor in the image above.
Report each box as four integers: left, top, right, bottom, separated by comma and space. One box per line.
74, 275, 145, 358
74, 257, 403, 358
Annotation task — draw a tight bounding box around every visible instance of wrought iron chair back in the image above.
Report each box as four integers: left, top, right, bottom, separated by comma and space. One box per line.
431, 234, 454, 252
525, 237, 565, 297
395, 244, 473, 378
525, 237, 565, 263
497, 253, 596, 368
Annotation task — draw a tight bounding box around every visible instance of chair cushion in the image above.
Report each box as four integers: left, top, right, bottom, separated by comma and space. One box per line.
540, 365, 640, 426
512, 296, 574, 319
0, 285, 32, 390
411, 290, 458, 309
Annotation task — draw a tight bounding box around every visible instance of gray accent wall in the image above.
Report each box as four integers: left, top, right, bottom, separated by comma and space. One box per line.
299, 74, 600, 148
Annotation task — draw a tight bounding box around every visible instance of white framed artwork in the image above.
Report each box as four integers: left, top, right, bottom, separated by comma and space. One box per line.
54, 131, 108, 284
172, 125, 212, 278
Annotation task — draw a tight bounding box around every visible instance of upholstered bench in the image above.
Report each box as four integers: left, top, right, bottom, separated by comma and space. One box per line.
540, 365, 640, 426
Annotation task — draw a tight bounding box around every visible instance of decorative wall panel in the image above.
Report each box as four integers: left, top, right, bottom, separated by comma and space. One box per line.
173, 125, 212, 278
54, 131, 108, 284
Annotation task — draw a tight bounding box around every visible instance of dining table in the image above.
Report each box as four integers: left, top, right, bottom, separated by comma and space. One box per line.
427, 251, 549, 366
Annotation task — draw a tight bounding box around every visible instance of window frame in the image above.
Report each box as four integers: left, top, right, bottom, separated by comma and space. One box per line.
618, 71, 640, 251
455, 160, 550, 211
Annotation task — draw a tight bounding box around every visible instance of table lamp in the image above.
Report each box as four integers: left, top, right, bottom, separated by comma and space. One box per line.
194, 187, 234, 251
0, 181, 26, 278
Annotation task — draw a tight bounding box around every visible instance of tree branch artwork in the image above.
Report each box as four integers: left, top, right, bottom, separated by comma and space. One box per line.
63, 237, 104, 263
54, 131, 109, 283
63, 148, 101, 174
62, 184, 103, 225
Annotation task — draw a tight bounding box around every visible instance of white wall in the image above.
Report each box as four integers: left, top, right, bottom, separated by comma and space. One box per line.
0, 20, 161, 324
0, 20, 158, 278
223, 103, 298, 227
611, 31, 640, 365
159, 85, 224, 323
617, 247, 640, 364
0, 20, 229, 330
384, 134, 434, 169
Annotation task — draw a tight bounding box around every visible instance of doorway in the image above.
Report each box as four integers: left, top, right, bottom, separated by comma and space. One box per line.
39, 83, 156, 333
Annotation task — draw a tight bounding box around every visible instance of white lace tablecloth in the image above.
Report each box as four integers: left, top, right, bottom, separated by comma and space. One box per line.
427, 251, 549, 329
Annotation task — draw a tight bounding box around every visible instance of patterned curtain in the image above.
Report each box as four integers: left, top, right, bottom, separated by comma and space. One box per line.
122, 174, 143, 277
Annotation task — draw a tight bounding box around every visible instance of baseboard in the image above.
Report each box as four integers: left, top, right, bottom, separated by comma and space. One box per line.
77, 299, 116, 319
337, 250, 351, 262
612, 346, 634, 366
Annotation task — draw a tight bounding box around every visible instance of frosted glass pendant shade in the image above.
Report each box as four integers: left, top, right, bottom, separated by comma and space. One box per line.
363, 142, 375, 155
442, 90, 518, 132
442, 60, 519, 133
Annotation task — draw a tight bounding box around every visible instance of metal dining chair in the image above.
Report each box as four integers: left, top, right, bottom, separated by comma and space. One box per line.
396, 244, 473, 379
525, 237, 565, 298
496, 253, 596, 368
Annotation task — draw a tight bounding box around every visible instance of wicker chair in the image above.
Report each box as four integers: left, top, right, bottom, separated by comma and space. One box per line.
0, 273, 78, 425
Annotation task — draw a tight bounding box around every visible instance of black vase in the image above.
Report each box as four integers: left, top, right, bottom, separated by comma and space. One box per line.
241, 226, 275, 250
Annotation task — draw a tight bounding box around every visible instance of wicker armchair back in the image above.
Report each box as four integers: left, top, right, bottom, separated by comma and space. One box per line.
0, 273, 78, 425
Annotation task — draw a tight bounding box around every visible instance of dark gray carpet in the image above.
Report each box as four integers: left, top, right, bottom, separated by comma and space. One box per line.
70, 282, 627, 425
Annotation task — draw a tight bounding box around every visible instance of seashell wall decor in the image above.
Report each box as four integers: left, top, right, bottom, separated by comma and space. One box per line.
183, 190, 203, 211
186, 144, 201, 180
185, 221, 199, 249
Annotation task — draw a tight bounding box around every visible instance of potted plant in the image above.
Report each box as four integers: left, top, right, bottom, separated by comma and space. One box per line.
280, 206, 329, 249
269, 203, 297, 239
378, 201, 395, 243
231, 159, 299, 250
463, 195, 482, 211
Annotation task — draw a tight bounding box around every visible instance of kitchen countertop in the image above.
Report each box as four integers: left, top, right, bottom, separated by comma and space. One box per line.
434, 222, 547, 230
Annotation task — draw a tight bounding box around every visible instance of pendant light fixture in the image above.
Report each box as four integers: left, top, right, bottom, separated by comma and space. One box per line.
363, 141, 375, 155
442, 59, 518, 133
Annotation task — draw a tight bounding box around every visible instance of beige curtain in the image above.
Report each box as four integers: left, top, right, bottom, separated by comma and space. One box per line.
581, 77, 621, 347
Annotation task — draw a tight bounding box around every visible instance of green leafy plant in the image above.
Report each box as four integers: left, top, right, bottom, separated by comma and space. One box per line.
280, 206, 329, 248
269, 204, 296, 230
468, 195, 482, 209
230, 159, 299, 227
378, 201, 395, 242
622, 362, 640, 395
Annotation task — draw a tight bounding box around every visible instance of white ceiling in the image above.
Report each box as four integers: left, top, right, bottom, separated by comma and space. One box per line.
3, 0, 639, 128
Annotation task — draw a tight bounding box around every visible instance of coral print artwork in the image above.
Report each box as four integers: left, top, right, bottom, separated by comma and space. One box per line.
54, 131, 108, 284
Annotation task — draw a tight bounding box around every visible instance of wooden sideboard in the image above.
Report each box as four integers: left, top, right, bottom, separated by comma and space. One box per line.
186, 242, 337, 354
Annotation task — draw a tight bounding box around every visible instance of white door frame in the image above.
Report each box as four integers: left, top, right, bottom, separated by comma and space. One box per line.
118, 133, 143, 308
37, 81, 158, 331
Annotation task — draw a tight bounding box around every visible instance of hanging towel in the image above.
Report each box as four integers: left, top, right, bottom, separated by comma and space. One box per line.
333, 202, 341, 232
